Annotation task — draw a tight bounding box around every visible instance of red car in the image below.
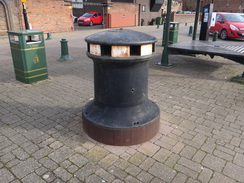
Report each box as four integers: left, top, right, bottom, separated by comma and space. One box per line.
77, 12, 103, 26
209, 12, 244, 40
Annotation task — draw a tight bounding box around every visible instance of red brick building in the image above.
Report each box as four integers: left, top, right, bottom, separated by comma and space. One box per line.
182, 0, 244, 13
1, 0, 166, 34
81, 0, 163, 27
0, 0, 73, 36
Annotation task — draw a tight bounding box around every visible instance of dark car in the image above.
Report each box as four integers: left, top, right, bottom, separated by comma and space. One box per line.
209, 12, 244, 40
77, 12, 103, 26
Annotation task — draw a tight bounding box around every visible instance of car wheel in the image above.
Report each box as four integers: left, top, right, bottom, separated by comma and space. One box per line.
220, 29, 228, 40
89, 21, 93, 26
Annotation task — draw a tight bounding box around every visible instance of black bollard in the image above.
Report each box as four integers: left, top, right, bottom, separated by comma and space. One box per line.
212, 31, 218, 41
46, 32, 52, 40
82, 29, 160, 146
188, 26, 193, 36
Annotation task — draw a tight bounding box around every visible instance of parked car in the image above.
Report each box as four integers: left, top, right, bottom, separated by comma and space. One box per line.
209, 12, 244, 40
77, 12, 103, 26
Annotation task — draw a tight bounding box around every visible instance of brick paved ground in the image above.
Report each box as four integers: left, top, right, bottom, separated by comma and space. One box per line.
0, 25, 243, 183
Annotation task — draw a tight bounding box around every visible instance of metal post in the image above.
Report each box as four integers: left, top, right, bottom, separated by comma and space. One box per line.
46, 33, 52, 40
22, 2, 30, 30
102, 6, 105, 28
58, 39, 73, 61
46, 32, 52, 40
102, 4, 105, 29
188, 26, 193, 36
212, 31, 218, 41
158, 0, 173, 66
193, 0, 201, 40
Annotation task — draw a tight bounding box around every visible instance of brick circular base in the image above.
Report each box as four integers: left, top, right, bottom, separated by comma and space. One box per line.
82, 116, 160, 146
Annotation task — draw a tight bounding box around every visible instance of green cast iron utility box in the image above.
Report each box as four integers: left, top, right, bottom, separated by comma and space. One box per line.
8, 30, 48, 84
162, 22, 180, 46
156, 17, 162, 25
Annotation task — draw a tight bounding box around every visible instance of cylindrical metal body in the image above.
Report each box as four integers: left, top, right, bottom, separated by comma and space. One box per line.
193, 0, 201, 40
22, 3, 30, 30
188, 26, 193, 36
46, 33, 52, 40
94, 61, 148, 107
58, 39, 72, 61
212, 31, 218, 41
82, 29, 160, 146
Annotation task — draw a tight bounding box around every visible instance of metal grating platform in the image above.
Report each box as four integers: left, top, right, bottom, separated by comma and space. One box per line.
221, 46, 244, 54
168, 40, 244, 64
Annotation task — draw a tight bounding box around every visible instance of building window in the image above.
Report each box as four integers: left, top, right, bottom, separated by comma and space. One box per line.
218, 1, 221, 7
72, 0, 83, 9
142, 5, 146, 12
226, 1, 230, 6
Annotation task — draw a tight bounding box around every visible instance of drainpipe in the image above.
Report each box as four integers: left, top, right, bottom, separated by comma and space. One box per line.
22, 2, 30, 30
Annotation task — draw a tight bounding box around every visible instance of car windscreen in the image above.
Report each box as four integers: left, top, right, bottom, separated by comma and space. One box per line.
82, 13, 93, 17
223, 14, 244, 23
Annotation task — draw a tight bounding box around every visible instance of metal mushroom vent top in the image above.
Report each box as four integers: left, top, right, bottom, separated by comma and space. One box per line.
85, 29, 157, 58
